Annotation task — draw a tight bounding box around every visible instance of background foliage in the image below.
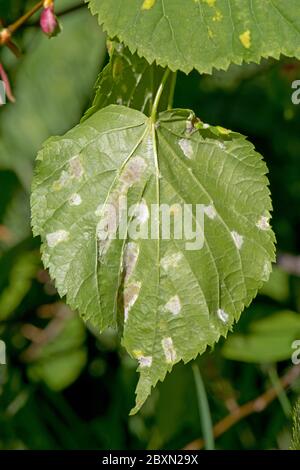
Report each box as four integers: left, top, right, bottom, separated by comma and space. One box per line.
1, 0, 300, 450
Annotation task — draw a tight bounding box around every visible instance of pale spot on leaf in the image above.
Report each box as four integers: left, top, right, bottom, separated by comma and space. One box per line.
52, 170, 70, 191
204, 204, 217, 220
137, 355, 152, 368
132, 199, 149, 224
164, 295, 181, 315
162, 337, 177, 363
145, 135, 154, 158
231, 231, 244, 250
124, 282, 141, 321
121, 156, 147, 187
124, 242, 139, 281
178, 138, 193, 159
69, 156, 84, 179
46, 230, 69, 248
161, 252, 183, 271
69, 193, 82, 206
217, 308, 229, 323
256, 216, 270, 231
262, 260, 271, 281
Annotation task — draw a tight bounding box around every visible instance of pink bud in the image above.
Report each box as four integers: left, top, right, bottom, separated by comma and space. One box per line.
40, 5, 59, 37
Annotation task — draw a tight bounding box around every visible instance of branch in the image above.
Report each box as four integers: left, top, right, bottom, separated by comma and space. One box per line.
0, 1, 44, 46
8, 1, 44, 35
183, 364, 300, 450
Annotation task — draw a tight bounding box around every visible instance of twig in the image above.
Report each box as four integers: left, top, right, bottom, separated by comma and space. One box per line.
183, 364, 300, 450
0, 1, 44, 46
8, 1, 44, 35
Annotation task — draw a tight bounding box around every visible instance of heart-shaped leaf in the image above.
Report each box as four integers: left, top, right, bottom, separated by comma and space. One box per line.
31, 105, 275, 412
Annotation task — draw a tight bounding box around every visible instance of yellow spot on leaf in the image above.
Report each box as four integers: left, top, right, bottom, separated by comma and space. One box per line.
208, 27, 215, 39
216, 126, 231, 135
201, 0, 216, 6
142, 0, 155, 10
239, 30, 251, 49
212, 10, 223, 22
133, 350, 143, 358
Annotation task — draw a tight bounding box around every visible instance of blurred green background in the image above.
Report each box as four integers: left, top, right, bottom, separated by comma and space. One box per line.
1, 0, 300, 450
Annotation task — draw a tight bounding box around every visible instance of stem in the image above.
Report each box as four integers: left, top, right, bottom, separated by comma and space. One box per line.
168, 71, 177, 110
185, 364, 300, 450
150, 68, 171, 122
268, 364, 291, 418
192, 363, 215, 450
8, 1, 44, 34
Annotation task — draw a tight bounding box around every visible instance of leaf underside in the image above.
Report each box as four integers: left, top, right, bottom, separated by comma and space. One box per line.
87, 0, 300, 74
82, 40, 173, 121
31, 105, 275, 412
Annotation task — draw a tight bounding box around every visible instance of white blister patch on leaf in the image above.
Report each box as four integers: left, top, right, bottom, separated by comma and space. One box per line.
164, 295, 182, 315
69, 193, 82, 206
231, 231, 244, 250
256, 215, 270, 231
137, 355, 153, 368
31, 105, 275, 414
162, 337, 177, 363
178, 138, 193, 159
204, 204, 217, 220
217, 308, 229, 323
46, 230, 69, 247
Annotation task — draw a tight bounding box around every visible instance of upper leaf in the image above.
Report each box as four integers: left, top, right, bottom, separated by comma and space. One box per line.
87, 0, 300, 74
31, 105, 275, 412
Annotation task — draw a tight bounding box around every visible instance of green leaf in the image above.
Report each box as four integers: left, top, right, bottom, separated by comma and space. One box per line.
87, 0, 300, 74
222, 310, 300, 363
31, 105, 275, 412
153, 362, 198, 448
27, 307, 87, 391
0, 251, 39, 321
83, 40, 175, 121
259, 266, 289, 303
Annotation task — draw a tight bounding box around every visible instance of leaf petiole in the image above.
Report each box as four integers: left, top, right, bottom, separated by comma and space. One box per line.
150, 68, 171, 122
